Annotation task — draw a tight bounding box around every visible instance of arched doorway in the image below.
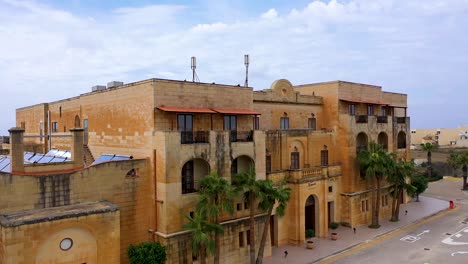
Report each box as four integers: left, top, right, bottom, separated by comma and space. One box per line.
356, 132, 368, 153
74, 115, 81, 128
305, 195, 319, 237
231, 155, 254, 183
181, 158, 210, 194
378, 132, 388, 151
397, 131, 406, 149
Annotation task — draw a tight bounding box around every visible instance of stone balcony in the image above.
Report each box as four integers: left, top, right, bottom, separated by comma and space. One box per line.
267, 164, 341, 184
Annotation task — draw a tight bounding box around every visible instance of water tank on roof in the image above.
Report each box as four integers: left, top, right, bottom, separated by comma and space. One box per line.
92, 85, 106, 92
107, 81, 124, 88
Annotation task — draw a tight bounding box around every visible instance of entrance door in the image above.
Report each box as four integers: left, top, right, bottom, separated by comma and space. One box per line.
270, 215, 276, 247
328, 201, 334, 225
305, 195, 317, 236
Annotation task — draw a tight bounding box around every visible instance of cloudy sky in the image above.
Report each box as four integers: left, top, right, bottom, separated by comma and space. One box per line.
0, 0, 467, 135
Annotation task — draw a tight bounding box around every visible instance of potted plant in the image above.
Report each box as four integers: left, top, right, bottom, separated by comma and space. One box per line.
331, 232, 338, 240
330, 222, 339, 230
305, 229, 315, 249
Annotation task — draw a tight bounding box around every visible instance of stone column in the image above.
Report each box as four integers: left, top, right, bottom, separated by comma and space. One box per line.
70, 128, 84, 168
8, 127, 25, 173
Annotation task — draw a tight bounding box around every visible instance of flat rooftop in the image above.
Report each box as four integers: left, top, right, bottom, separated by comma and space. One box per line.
0, 201, 118, 228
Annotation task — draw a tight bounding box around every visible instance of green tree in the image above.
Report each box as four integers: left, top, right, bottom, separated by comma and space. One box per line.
233, 166, 260, 264
197, 171, 235, 264
455, 151, 468, 190
420, 143, 436, 178
128, 242, 167, 264
447, 152, 459, 176
183, 211, 221, 264
358, 142, 393, 228
409, 173, 428, 202
255, 180, 291, 264
387, 160, 416, 222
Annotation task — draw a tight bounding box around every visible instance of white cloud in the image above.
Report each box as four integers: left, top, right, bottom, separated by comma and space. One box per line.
261, 8, 278, 19
0, 0, 467, 133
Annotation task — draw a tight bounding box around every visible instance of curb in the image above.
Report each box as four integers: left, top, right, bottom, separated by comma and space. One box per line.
311, 206, 454, 264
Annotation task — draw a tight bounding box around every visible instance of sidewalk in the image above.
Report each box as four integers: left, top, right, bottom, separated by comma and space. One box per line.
263, 196, 449, 264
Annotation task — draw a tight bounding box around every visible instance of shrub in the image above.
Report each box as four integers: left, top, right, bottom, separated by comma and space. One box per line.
128, 242, 167, 264
330, 222, 339, 230
305, 229, 315, 238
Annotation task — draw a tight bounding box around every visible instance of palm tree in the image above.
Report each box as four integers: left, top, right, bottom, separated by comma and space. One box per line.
387, 160, 416, 222
358, 142, 392, 228
197, 171, 235, 264
420, 143, 436, 178
455, 151, 468, 190
183, 211, 221, 264
255, 180, 291, 264
233, 166, 260, 264
447, 152, 459, 176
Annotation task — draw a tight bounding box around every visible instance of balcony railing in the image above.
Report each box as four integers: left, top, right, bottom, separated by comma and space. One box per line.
377, 116, 388, 123
230, 130, 253, 143
397, 117, 406, 124
180, 131, 209, 144
356, 115, 368, 123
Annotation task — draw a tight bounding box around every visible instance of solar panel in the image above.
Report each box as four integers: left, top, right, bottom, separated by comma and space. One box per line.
50, 157, 68, 163
46, 149, 59, 156
111, 155, 133, 161
0, 157, 10, 171
28, 154, 45, 163
92, 154, 133, 165
24, 152, 35, 160
37, 156, 54, 164
1, 163, 10, 173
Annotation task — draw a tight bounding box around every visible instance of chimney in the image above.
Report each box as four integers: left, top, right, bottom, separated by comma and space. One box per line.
8, 127, 25, 173
70, 128, 84, 168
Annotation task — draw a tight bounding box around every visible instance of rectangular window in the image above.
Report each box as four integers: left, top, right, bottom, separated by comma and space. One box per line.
266, 155, 271, 173
381, 107, 387, 116
52, 122, 58, 132
280, 117, 289, 130
290, 152, 299, 169
239, 232, 244, 248
320, 150, 329, 166
349, 104, 356, 115
237, 203, 242, 211
365, 199, 369, 211
308, 118, 317, 130
224, 115, 237, 130
361, 200, 365, 212
20, 121, 25, 129
328, 186, 333, 193
244, 202, 249, 210
246, 230, 251, 246
253, 116, 260, 130
367, 105, 374, 116
178, 114, 193, 131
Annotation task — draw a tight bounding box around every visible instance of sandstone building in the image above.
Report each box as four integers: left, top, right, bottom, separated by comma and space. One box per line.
1, 77, 410, 263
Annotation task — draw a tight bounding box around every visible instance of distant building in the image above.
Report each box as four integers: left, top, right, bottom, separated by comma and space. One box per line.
2, 78, 410, 263
411, 125, 468, 147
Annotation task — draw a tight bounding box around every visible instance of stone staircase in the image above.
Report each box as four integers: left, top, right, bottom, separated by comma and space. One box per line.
83, 144, 95, 166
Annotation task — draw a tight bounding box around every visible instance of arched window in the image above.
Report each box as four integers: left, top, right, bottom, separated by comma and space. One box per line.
291, 146, 300, 169
74, 115, 81, 128
231, 155, 255, 184
397, 131, 407, 149
356, 132, 368, 153
378, 132, 388, 151
182, 159, 209, 194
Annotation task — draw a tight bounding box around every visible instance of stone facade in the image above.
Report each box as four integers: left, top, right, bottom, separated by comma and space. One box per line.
8, 77, 410, 263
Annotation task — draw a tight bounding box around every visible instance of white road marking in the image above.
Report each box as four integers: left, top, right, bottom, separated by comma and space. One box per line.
451, 251, 468, 256
416, 230, 430, 237
400, 235, 420, 243
442, 227, 468, 245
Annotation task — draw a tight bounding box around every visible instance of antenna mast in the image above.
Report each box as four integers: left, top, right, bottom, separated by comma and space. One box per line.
244, 54, 249, 87
191, 56, 199, 82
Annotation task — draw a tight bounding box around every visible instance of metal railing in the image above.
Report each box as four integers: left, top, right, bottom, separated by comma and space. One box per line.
356, 115, 368, 123
377, 116, 388, 123
230, 130, 253, 143
180, 131, 209, 144
396, 117, 406, 124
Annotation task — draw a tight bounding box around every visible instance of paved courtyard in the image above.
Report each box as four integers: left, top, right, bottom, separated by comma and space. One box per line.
264, 178, 462, 264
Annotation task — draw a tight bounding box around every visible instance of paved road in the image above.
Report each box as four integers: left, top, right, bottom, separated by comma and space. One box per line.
332, 178, 468, 264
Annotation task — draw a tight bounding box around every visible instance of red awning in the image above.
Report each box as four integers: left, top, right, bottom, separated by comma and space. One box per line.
211, 108, 261, 115
157, 105, 216, 114
340, 99, 389, 105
